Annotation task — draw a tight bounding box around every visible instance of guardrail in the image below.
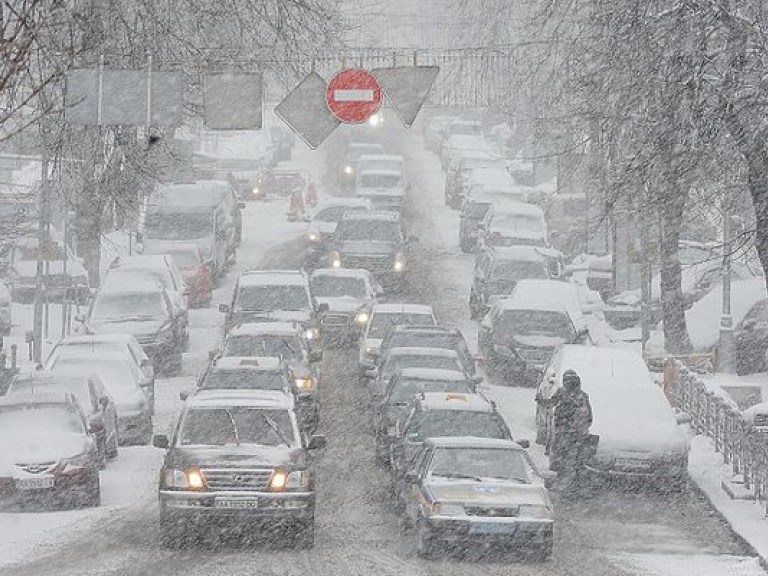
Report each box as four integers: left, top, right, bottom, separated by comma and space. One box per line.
669, 360, 767, 512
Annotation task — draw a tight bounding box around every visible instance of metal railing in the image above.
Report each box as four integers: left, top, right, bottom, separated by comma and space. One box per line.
671, 360, 768, 512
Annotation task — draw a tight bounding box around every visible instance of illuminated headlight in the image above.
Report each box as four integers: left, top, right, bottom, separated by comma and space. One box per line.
330, 252, 342, 268
251, 186, 260, 196
270, 469, 310, 491
369, 113, 383, 127
518, 504, 553, 519
364, 346, 377, 356
344, 166, 353, 175
355, 310, 370, 324
304, 327, 320, 340
432, 502, 464, 516
393, 254, 405, 271
295, 376, 315, 391
308, 231, 319, 242
163, 468, 205, 490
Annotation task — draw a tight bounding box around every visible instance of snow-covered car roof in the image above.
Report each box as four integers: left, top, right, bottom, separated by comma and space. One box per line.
457, 149, 498, 162
110, 254, 172, 271
424, 436, 521, 450
485, 245, 549, 263
356, 154, 404, 163
187, 388, 294, 409
340, 210, 401, 222
469, 167, 514, 186
311, 268, 371, 280
238, 271, 308, 288
383, 347, 461, 359
311, 197, 371, 211
490, 200, 545, 218
396, 368, 469, 382
555, 345, 651, 386
417, 392, 494, 413
213, 356, 284, 371
373, 303, 434, 315
357, 168, 403, 178
154, 181, 232, 207
97, 278, 166, 295
228, 322, 302, 337
444, 135, 489, 151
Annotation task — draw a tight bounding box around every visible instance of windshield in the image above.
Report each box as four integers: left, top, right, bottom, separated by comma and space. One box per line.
311, 276, 367, 299
499, 310, 575, 339
492, 261, 548, 280
412, 412, 508, 441
91, 291, 166, 321
0, 405, 85, 439
358, 174, 402, 188
388, 333, 458, 351
224, 335, 304, 360
180, 407, 295, 446
382, 355, 462, 379
336, 219, 402, 243
8, 380, 91, 411
389, 380, 472, 404
200, 370, 285, 391
368, 312, 435, 338
429, 447, 531, 483
492, 213, 545, 234
237, 285, 310, 311
314, 206, 353, 223
144, 210, 212, 241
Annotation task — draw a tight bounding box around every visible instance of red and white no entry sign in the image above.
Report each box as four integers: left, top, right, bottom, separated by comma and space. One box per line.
326, 68, 382, 123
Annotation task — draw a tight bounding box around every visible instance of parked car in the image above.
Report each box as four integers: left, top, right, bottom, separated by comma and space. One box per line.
220, 270, 326, 344
305, 198, 370, 266
389, 392, 511, 478
378, 326, 475, 377
104, 255, 189, 348
537, 346, 689, 487
328, 211, 418, 292
140, 243, 211, 308
445, 150, 506, 210
83, 282, 185, 374
218, 322, 322, 429
399, 437, 553, 559
153, 389, 325, 548
45, 334, 155, 392
478, 201, 549, 249
470, 246, 551, 319
6, 371, 119, 468
310, 268, 380, 345
0, 282, 11, 335
0, 392, 102, 508
371, 368, 476, 463
358, 303, 437, 375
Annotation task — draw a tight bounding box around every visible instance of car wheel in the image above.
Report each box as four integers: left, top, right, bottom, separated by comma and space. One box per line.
416, 519, 438, 559
294, 517, 315, 549
460, 236, 473, 253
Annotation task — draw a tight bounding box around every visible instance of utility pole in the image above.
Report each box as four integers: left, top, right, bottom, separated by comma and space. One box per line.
718, 201, 735, 373
32, 148, 49, 364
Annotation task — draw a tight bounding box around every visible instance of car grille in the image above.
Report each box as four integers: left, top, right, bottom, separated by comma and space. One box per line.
201, 468, 273, 491
135, 334, 154, 345
323, 313, 352, 328
15, 461, 57, 474
614, 458, 653, 470
465, 506, 519, 517
753, 414, 768, 428
342, 255, 392, 272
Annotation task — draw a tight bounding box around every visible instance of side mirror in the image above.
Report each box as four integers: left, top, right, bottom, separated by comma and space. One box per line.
310, 350, 323, 363
152, 434, 170, 449
316, 302, 330, 314
516, 439, 531, 449
218, 303, 230, 313
98, 396, 110, 409
472, 375, 484, 385
179, 390, 190, 401
237, 202, 246, 209
404, 471, 418, 484
135, 232, 144, 244
308, 434, 327, 450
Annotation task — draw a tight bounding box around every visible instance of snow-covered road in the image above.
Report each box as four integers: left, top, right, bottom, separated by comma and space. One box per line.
0, 121, 764, 576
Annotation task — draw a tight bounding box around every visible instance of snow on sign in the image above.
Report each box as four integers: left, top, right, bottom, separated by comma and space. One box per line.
326, 69, 382, 123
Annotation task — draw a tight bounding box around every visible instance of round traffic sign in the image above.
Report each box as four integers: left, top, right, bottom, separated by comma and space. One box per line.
326, 68, 382, 124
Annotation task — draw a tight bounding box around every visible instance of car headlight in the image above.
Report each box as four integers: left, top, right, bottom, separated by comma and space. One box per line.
432, 502, 464, 516
394, 253, 405, 271
364, 346, 377, 356
270, 469, 310, 491
251, 186, 260, 196
295, 376, 315, 391
344, 166, 353, 175
308, 230, 319, 242
355, 310, 370, 324
518, 504, 553, 519
304, 327, 320, 340
163, 468, 205, 490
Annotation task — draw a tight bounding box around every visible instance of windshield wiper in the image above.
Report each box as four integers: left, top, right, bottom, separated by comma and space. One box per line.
261, 413, 291, 447
433, 472, 483, 482
481, 475, 530, 484
224, 409, 240, 447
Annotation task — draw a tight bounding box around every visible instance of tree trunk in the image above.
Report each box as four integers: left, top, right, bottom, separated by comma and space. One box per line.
746, 150, 768, 284
76, 176, 106, 289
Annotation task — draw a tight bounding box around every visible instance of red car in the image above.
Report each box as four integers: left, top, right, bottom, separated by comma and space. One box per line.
0, 392, 101, 508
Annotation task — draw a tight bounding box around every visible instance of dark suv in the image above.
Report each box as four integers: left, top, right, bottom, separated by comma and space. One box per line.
154, 389, 326, 548
470, 246, 550, 319
328, 211, 417, 292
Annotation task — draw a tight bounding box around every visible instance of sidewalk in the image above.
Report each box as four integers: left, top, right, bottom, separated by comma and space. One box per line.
689, 434, 768, 566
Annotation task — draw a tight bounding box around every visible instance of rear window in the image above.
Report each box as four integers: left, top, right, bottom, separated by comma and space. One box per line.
412, 411, 508, 440
200, 369, 285, 391
368, 312, 435, 338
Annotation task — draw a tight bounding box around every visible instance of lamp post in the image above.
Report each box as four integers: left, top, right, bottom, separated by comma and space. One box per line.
718, 201, 735, 373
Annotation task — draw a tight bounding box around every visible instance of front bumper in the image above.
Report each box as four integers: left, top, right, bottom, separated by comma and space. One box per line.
584, 456, 688, 481
425, 515, 553, 547
0, 469, 98, 508
159, 489, 314, 521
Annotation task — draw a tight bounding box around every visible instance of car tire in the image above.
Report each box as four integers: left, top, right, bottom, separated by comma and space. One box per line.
460, 236, 473, 253
416, 519, 438, 559
294, 517, 315, 549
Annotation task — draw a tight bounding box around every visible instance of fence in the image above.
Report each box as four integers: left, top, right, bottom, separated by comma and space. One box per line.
671, 360, 768, 512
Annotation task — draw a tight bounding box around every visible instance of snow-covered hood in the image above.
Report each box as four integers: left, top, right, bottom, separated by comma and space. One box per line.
0, 433, 91, 472
590, 386, 689, 459
427, 478, 549, 507
232, 309, 311, 325
357, 186, 405, 197
510, 334, 569, 348
109, 386, 148, 414
335, 241, 398, 256
310, 221, 337, 236
488, 226, 546, 241
88, 317, 166, 338
316, 296, 366, 314
144, 237, 214, 257
168, 445, 305, 471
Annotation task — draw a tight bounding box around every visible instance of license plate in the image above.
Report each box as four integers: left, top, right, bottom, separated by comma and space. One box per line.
215, 498, 259, 509
470, 522, 516, 535
15, 476, 55, 490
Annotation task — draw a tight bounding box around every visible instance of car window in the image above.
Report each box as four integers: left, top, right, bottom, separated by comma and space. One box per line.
236, 284, 311, 311
429, 447, 532, 483
368, 312, 435, 338
180, 407, 295, 447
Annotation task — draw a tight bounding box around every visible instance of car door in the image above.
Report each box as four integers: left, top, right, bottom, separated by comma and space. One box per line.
403, 446, 432, 524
